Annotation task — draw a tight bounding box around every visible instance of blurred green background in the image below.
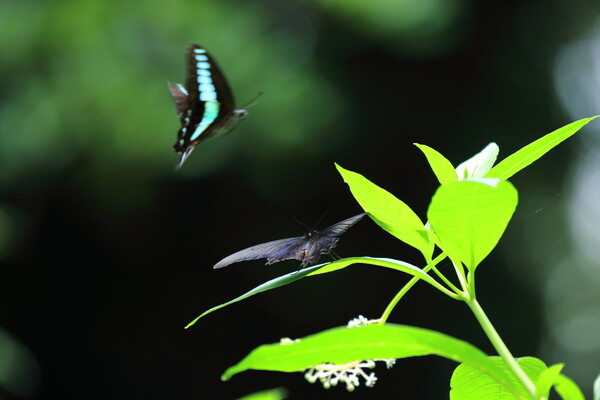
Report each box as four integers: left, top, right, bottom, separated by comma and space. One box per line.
1, 0, 600, 398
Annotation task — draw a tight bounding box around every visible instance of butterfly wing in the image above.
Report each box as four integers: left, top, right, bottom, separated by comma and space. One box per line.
213, 236, 306, 269
213, 214, 366, 270
184, 44, 235, 122
319, 213, 367, 238
173, 44, 238, 161
167, 82, 189, 117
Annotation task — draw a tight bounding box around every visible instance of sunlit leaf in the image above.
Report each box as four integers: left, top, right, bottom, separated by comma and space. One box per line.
309, 256, 453, 295
222, 324, 523, 397
185, 263, 324, 328
534, 364, 585, 400
535, 363, 563, 399
486, 117, 598, 180
427, 179, 518, 271
553, 373, 585, 400
186, 256, 445, 328
414, 143, 457, 184
336, 163, 431, 256
450, 356, 545, 400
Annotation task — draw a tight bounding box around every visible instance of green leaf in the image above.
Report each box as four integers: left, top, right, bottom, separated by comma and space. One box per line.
185, 263, 326, 328
414, 143, 457, 184
186, 256, 449, 327
455, 143, 499, 180
533, 363, 585, 400
222, 324, 523, 397
427, 179, 518, 270
487, 117, 598, 180
235, 388, 287, 400
553, 373, 585, 400
308, 256, 454, 295
450, 356, 546, 400
535, 363, 563, 399
336, 163, 431, 256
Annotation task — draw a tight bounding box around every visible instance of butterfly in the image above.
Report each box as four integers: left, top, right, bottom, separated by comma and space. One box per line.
213, 213, 366, 270
169, 44, 248, 169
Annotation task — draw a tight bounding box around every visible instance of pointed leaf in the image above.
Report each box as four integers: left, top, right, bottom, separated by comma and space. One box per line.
553, 373, 585, 400
222, 324, 523, 397
186, 256, 447, 327
336, 163, 430, 256
427, 179, 518, 270
487, 117, 598, 180
534, 364, 585, 400
414, 143, 457, 184
308, 256, 454, 296
456, 143, 499, 180
185, 263, 324, 328
535, 363, 563, 399
450, 356, 546, 400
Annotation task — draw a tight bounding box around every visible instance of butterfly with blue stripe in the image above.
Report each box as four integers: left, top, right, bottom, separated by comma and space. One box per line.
169, 44, 248, 169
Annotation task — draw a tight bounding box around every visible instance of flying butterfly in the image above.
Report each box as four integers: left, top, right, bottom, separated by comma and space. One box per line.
213, 213, 366, 270
169, 44, 248, 169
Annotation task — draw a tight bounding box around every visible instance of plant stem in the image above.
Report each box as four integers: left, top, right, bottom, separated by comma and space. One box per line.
379, 254, 448, 324
431, 265, 461, 294
379, 270, 427, 325
451, 258, 469, 292
466, 298, 536, 398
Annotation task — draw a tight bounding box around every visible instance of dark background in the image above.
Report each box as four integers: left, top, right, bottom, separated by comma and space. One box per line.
1, 0, 600, 399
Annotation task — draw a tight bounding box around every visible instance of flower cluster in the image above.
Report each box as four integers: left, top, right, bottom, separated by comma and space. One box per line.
304, 360, 378, 392
346, 315, 380, 328
279, 337, 300, 345
301, 315, 396, 391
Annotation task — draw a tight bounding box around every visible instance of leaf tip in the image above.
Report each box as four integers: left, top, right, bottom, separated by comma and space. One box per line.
185, 316, 202, 329
335, 163, 353, 182
220, 372, 232, 381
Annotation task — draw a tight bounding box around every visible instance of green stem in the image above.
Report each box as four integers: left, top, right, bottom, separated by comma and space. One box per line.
379, 254, 448, 324
451, 258, 469, 292
429, 264, 461, 294
468, 270, 476, 298
466, 298, 536, 398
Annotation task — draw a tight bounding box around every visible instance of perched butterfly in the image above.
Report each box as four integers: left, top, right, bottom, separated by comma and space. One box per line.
169, 44, 248, 169
213, 213, 366, 270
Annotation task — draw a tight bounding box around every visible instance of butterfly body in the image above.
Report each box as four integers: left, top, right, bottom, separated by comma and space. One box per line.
213, 213, 366, 270
169, 45, 247, 168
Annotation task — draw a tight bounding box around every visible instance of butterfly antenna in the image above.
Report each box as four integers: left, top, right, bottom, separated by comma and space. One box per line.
290, 213, 311, 230
241, 91, 263, 109
312, 207, 330, 229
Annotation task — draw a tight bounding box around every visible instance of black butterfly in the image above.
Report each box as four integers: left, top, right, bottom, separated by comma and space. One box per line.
169, 44, 248, 169
213, 213, 366, 270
